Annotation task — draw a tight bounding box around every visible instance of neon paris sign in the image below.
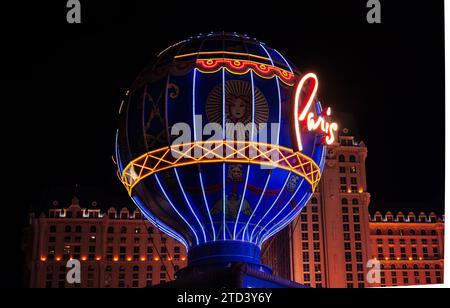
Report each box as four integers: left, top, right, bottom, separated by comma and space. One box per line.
294, 73, 338, 151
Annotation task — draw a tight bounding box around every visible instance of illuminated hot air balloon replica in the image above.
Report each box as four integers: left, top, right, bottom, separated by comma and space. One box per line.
116, 33, 337, 286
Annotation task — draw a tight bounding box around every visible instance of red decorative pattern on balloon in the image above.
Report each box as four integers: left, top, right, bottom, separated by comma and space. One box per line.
196, 58, 296, 86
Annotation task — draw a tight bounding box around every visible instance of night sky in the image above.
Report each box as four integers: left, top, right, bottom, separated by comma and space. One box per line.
5, 0, 444, 286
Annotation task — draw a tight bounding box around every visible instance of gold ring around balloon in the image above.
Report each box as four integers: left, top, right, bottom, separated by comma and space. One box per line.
120, 140, 321, 195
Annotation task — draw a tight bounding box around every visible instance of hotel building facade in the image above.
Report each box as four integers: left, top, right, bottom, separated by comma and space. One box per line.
23, 197, 187, 288
262, 133, 444, 287
368, 211, 444, 287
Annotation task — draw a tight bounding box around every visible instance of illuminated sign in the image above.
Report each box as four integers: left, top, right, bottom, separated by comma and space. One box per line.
294, 73, 338, 151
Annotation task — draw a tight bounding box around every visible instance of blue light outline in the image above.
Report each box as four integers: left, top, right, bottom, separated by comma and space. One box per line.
154, 173, 200, 245
222, 67, 227, 240
259, 102, 327, 244
232, 70, 255, 240
166, 67, 206, 244
131, 195, 189, 249
259, 43, 282, 145
115, 129, 124, 175
261, 144, 325, 244
255, 177, 305, 243
238, 44, 282, 241
199, 169, 216, 241
250, 172, 292, 242
192, 68, 216, 241
259, 191, 312, 246
274, 49, 294, 73
241, 173, 272, 241
173, 169, 207, 243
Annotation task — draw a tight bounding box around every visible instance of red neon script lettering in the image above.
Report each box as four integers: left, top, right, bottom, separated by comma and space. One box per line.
294, 73, 338, 151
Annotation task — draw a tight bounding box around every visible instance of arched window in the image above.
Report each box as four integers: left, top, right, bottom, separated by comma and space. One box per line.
376, 229, 382, 235
121, 226, 127, 234
133, 266, 139, 272
311, 197, 318, 204
431, 230, 437, 236
339, 155, 345, 162
413, 264, 419, 270
409, 229, 416, 236
107, 226, 114, 234
134, 227, 141, 234
435, 265, 441, 269
421, 230, 427, 236
352, 198, 359, 205
119, 266, 125, 272
90, 226, 96, 233
147, 227, 154, 234
391, 265, 396, 270
75, 225, 82, 233
64, 225, 71, 233
425, 264, 430, 269
341, 198, 348, 205
388, 229, 393, 236
402, 264, 407, 270
349, 155, 356, 162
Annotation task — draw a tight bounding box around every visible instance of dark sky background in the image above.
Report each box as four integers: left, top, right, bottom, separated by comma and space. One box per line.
5, 0, 444, 287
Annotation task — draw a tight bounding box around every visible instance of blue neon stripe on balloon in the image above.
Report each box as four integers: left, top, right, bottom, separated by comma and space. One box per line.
222, 67, 227, 240
222, 163, 226, 240
192, 68, 216, 241
237, 44, 282, 241
232, 165, 251, 240
173, 169, 207, 243
170, 68, 207, 243
260, 189, 312, 244
115, 129, 124, 175
250, 172, 291, 242
259, 191, 312, 246
255, 178, 305, 243
199, 170, 216, 241
241, 172, 272, 241
154, 173, 200, 245
131, 195, 189, 249
259, 44, 282, 146
274, 49, 294, 73
233, 70, 256, 240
